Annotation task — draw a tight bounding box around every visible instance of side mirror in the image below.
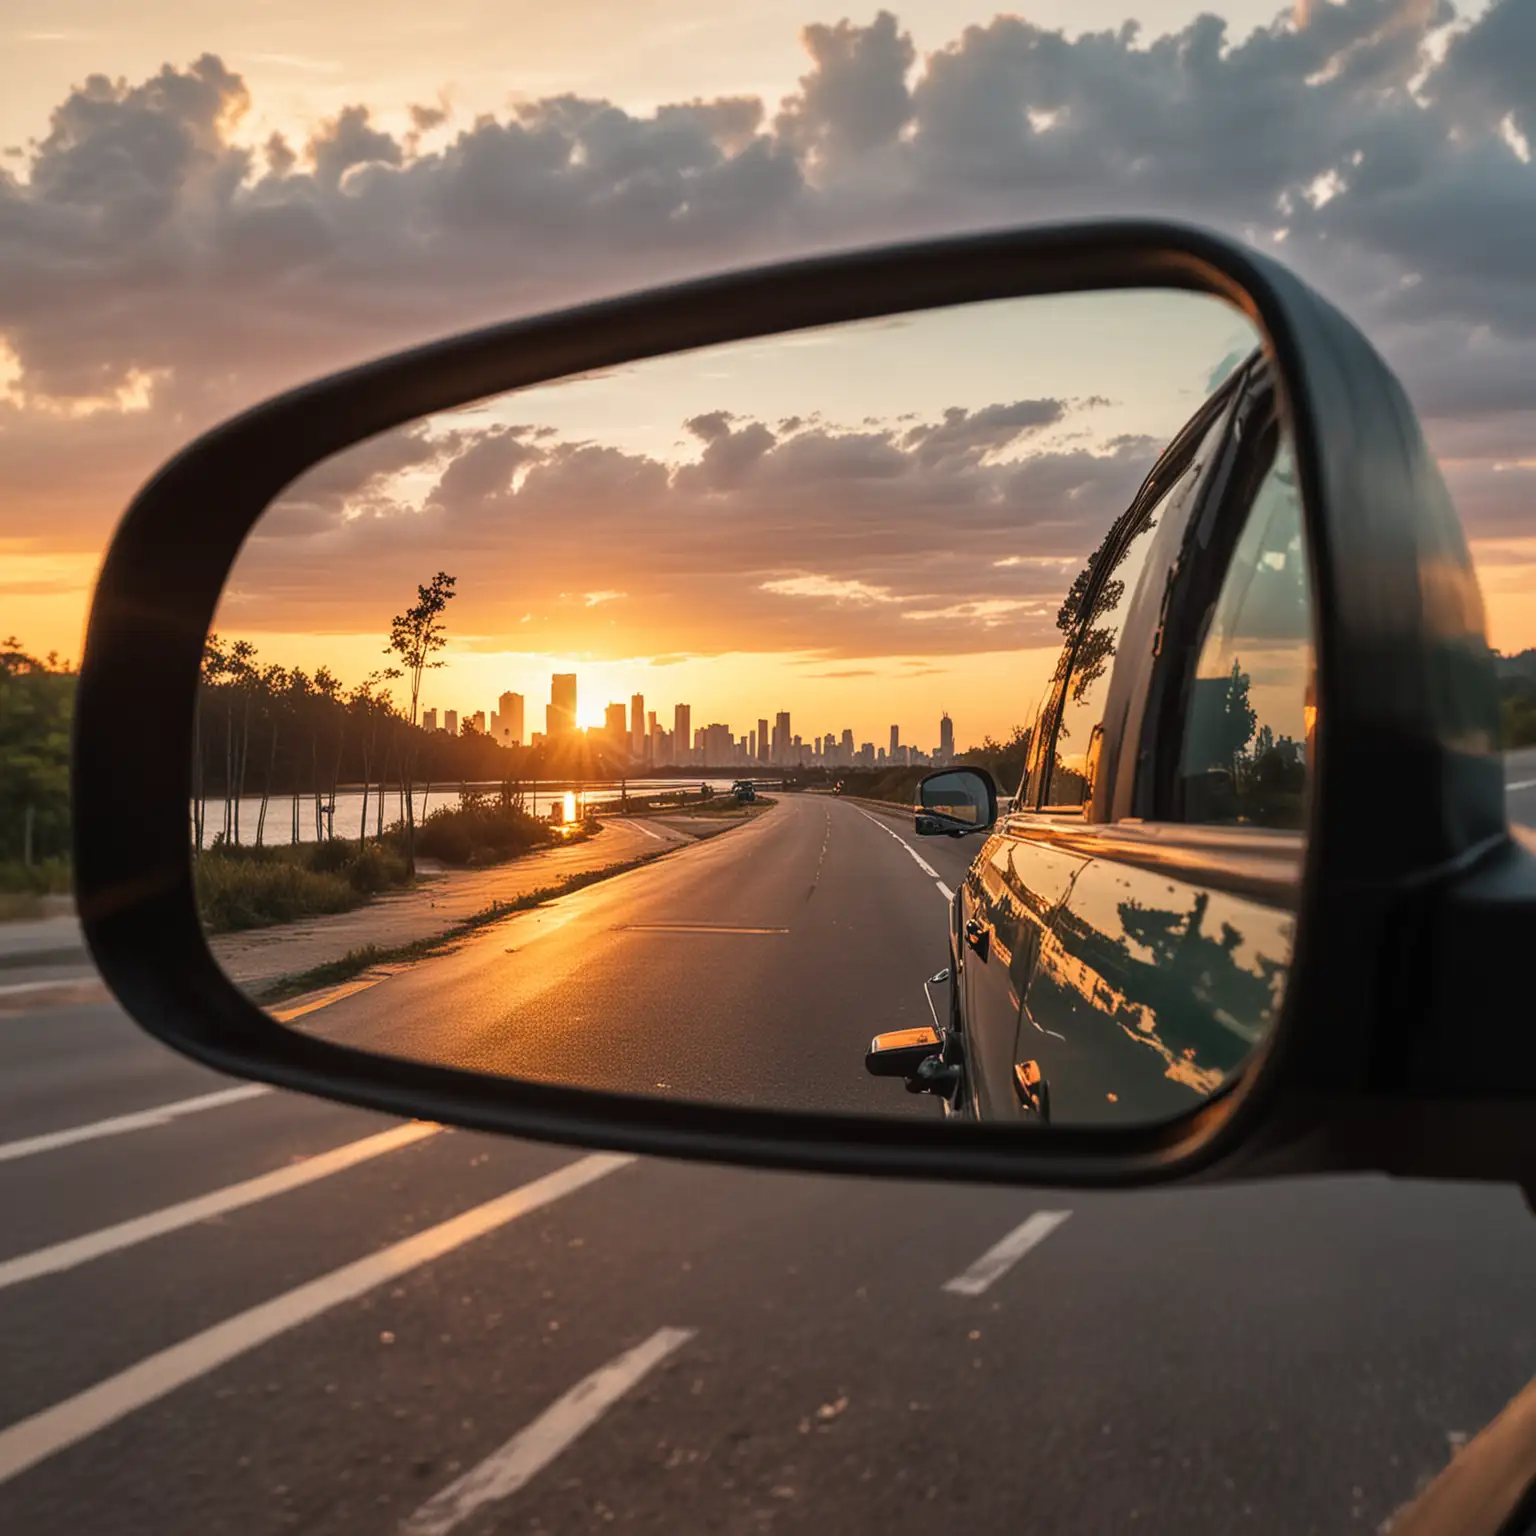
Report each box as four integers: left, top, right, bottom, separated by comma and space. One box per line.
914, 768, 998, 837
72, 218, 1534, 1198
864, 1026, 943, 1077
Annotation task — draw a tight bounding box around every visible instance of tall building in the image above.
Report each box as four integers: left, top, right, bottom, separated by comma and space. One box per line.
445, 709, 459, 737
748, 729, 756, 760
422, 708, 437, 733
773, 711, 791, 766
939, 712, 954, 763
604, 702, 628, 745
840, 728, 854, 764
756, 718, 769, 763
548, 673, 577, 737
630, 693, 645, 758
701, 723, 733, 764
646, 711, 658, 765
469, 710, 486, 734
673, 704, 691, 767
889, 724, 900, 759
499, 691, 525, 746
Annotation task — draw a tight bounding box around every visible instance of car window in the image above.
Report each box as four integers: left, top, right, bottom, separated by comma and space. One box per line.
1177, 440, 1313, 828
1041, 415, 1227, 810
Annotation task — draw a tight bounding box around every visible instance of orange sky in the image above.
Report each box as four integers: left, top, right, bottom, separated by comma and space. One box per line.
2, 2, 1531, 697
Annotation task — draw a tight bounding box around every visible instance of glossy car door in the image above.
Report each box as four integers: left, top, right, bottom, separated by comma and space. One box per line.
959, 378, 1246, 1121
958, 832, 1086, 1120
1015, 418, 1312, 1125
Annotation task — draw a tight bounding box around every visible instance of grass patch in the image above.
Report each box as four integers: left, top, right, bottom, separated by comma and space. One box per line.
197, 840, 412, 934
0, 857, 71, 897
252, 850, 671, 1006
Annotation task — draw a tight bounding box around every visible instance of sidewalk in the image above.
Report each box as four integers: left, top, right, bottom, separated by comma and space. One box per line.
209, 815, 702, 992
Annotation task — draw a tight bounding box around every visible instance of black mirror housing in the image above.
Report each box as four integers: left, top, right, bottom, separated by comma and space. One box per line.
72, 218, 1535, 1198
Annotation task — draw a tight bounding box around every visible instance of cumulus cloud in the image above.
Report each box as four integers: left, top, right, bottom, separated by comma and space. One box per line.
1, 0, 1533, 602
223, 396, 1158, 659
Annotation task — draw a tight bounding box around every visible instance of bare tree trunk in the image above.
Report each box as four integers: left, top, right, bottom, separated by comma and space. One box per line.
223, 700, 234, 843
192, 698, 204, 857
329, 713, 346, 841
234, 689, 252, 845
257, 714, 278, 847
358, 745, 371, 850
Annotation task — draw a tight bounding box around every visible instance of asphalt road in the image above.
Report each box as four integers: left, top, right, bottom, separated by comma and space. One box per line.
295, 795, 970, 1114
2, 786, 1535, 1533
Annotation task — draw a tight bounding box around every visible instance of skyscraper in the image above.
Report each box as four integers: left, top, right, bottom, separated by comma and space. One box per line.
605, 702, 628, 744
748, 728, 756, 760
889, 724, 900, 759
757, 718, 769, 764
701, 723, 733, 764
422, 708, 437, 733
674, 703, 691, 766
444, 709, 458, 738
630, 693, 645, 758
840, 728, 854, 764
499, 691, 524, 746
939, 712, 954, 764
469, 711, 486, 734
773, 711, 791, 766
549, 674, 577, 737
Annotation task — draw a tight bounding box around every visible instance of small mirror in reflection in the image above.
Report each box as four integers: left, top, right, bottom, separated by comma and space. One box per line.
196, 287, 1306, 1129
916, 770, 992, 834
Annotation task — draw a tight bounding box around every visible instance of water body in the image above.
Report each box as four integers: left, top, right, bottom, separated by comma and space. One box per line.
191, 776, 784, 848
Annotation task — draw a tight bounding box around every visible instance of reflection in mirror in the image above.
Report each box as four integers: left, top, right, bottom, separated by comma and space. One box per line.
195, 287, 1303, 1130
916, 770, 991, 831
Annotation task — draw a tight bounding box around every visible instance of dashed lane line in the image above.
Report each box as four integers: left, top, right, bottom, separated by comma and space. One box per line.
0, 1121, 443, 1292
0, 1152, 635, 1487
849, 804, 954, 906
403, 1327, 697, 1536
0, 1085, 272, 1166
942, 1210, 1073, 1297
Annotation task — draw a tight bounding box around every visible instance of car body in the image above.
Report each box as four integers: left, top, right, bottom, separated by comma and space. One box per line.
943, 353, 1309, 1125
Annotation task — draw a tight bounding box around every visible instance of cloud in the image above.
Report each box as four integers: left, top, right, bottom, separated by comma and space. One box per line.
223, 396, 1160, 660
0, 0, 1533, 589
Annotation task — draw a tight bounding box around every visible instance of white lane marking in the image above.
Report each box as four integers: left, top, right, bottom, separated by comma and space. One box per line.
403, 1326, 696, 1536
0, 1085, 271, 1166
0, 1122, 442, 1292
848, 805, 957, 907
1507, 777, 1536, 793
852, 806, 940, 877
0, 974, 97, 999
942, 1210, 1072, 1297
614, 818, 665, 843
0, 1152, 633, 1488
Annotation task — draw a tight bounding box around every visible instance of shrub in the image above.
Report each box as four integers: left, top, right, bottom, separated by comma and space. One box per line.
415, 803, 554, 866
196, 854, 357, 933
347, 841, 409, 893
194, 838, 412, 931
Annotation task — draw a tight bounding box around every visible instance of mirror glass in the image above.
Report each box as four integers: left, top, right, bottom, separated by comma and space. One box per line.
918, 770, 990, 828
197, 286, 1310, 1129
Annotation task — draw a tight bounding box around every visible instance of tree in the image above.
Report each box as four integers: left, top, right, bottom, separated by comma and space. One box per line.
387, 572, 457, 872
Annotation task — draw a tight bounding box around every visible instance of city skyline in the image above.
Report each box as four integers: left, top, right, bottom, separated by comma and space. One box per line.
422, 669, 963, 769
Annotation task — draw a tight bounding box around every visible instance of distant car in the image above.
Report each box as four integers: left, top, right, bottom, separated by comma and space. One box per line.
731, 780, 757, 803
